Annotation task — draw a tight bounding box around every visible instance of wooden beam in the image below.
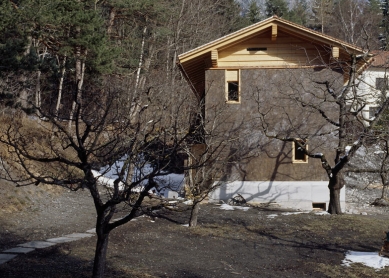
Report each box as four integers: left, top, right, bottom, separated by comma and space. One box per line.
272, 24, 277, 41
332, 47, 339, 58
211, 49, 218, 67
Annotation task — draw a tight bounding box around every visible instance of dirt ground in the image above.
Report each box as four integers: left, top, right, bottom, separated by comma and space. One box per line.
1, 180, 389, 278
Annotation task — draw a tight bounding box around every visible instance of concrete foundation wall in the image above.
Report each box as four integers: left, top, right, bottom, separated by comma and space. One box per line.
209, 181, 345, 211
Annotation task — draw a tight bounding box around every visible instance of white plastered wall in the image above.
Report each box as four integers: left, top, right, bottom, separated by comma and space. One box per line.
357, 67, 388, 121
209, 181, 345, 211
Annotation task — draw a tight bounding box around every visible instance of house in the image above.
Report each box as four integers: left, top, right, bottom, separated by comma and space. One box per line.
358, 51, 389, 121
177, 16, 370, 211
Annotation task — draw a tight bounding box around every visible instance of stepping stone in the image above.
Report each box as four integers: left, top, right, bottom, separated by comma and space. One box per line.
18, 241, 57, 249
0, 253, 17, 264
46, 237, 78, 243
2, 247, 35, 254
64, 233, 94, 239
86, 228, 96, 234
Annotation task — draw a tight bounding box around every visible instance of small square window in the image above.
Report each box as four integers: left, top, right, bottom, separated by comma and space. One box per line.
369, 106, 379, 119
376, 77, 388, 91
227, 81, 239, 102
312, 203, 326, 211
226, 69, 240, 103
293, 141, 308, 163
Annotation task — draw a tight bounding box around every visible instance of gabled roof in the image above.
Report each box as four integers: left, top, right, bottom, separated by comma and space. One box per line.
178, 16, 363, 63
177, 16, 368, 96
370, 51, 389, 68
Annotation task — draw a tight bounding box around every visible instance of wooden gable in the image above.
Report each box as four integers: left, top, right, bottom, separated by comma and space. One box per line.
178, 16, 370, 97
217, 29, 332, 68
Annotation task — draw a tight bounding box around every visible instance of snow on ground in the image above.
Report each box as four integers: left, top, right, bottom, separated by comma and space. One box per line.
267, 211, 329, 219
92, 157, 184, 196
342, 251, 389, 270
92, 170, 126, 191
218, 204, 250, 211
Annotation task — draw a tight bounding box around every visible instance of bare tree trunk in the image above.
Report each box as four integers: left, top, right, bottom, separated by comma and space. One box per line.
381, 183, 389, 200
107, 7, 116, 36
92, 227, 110, 278
19, 75, 29, 110
189, 200, 200, 227
139, 34, 155, 90
125, 162, 134, 184
134, 26, 147, 96
68, 17, 85, 131
55, 55, 67, 117
35, 70, 41, 116
328, 176, 343, 214
68, 54, 85, 131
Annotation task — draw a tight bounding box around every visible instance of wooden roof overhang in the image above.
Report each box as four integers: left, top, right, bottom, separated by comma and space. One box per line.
177, 16, 372, 97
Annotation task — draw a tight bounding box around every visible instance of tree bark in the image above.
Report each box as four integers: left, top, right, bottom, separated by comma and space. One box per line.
35, 70, 41, 117
92, 227, 110, 278
327, 176, 343, 214
55, 55, 67, 117
381, 184, 388, 200
189, 201, 200, 227
134, 26, 147, 96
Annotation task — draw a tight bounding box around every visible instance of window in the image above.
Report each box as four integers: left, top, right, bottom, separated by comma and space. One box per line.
227, 81, 239, 101
369, 106, 379, 119
376, 77, 388, 91
312, 203, 326, 211
292, 141, 308, 163
226, 69, 240, 103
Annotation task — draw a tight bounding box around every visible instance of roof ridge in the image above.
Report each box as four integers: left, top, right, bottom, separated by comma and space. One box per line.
178, 16, 363, 59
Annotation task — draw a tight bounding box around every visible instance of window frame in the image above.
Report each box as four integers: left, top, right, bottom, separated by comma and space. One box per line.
225, 69, 240, 103
376, 77, 388, 91
369, 106, 379, 119
292, 141, 308, 163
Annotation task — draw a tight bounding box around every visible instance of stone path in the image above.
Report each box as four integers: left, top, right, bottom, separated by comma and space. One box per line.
0, 229, 96, 265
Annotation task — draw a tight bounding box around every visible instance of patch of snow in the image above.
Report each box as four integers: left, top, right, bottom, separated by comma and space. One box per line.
183, 200, 193, 205
267, 211, 327, 218
235, 206, 250, 211
93, 157, 184, 196
314, 211, 329, 216
342, 251, 389, 270
92, 170, 126, 191
219, 204, 235, 210
280, 212, 306, 216
182, 224, 189, 227
218, 204, 250, 211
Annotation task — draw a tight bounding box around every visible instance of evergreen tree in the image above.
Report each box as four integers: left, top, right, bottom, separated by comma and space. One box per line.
311, 0, 335, 33
265, 0, 289, 18
289, 0, 309, 26
246, 0, 262, 24
380, 0, 389, 50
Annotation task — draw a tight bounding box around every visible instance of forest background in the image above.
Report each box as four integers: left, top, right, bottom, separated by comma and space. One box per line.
1, 1, 389, 277
0, 0, 386, 117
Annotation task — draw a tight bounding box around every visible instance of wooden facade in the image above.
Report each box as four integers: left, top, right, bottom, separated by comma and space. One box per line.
178, 16, 367, 99
178, 17, 370, 209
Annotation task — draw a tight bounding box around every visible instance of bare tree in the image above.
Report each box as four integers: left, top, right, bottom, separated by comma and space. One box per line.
253, 51, 389, 214
0, 77, 206, 277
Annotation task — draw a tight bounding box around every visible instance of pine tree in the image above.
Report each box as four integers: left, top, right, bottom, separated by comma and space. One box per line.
246, 0, 262, 24
311, 0, 335, 33
265, 0, 289, 18
380, 0, 389, 50
289, 0, 309, 26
